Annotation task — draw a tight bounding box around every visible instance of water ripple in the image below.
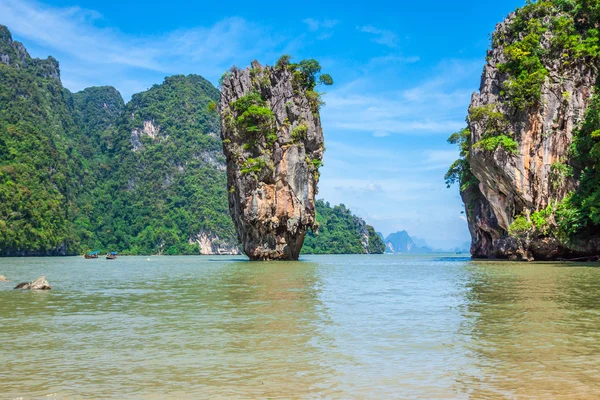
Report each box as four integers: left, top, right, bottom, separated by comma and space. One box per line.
1, 255, 600, 398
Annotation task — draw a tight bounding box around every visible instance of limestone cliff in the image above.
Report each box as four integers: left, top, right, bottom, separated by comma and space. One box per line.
219, 59, 328, 260
190, 231, 241, 255
0, 25, 60, 81
458, 3, 600, 260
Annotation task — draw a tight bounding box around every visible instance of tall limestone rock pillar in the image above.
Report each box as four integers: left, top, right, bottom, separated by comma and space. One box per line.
458, 4, 599, 260
219, 59, 328, 260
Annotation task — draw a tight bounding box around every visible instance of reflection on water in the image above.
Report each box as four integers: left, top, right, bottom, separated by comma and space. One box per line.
1, 255, 600, 398
192, 261, 339, 398
0, 258, 335, 398
457, 261, 600, 398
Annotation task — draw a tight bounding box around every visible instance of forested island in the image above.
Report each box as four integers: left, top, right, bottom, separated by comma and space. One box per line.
0, 25, 383, 257
447, 0, 600, 260
302, 200, 385, 254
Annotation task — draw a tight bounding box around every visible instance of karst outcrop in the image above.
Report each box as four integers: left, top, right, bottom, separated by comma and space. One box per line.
219, 58, 330, 260
449, 2, 600, 260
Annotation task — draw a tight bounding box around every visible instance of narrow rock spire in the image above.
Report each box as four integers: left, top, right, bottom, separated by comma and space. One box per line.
219, 58, 326, 260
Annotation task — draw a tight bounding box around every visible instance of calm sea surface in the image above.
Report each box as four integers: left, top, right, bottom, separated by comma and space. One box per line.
1, 254, 600, 399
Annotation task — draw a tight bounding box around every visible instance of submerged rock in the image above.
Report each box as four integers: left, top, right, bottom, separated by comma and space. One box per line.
0, 275, 9, 282
14, 276, 51, 290
219, 59, 327, 260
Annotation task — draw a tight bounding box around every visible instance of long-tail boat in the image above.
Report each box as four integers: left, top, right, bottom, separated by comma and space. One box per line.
84, 251, 99, 259
106, 252, 118, 260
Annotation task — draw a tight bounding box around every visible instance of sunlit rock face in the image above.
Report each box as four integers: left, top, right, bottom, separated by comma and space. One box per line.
219, 60, 324, 260
464, 10, 598, 260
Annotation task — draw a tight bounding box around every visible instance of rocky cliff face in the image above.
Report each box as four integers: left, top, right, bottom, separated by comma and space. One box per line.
219, 60, 325, 260
190, 231, 241, 255
461, 4, 600, 260
0, 25, 60, 81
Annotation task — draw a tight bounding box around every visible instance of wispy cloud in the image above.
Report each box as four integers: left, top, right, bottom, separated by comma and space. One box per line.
0, 0, 287, 97
422, 149, 459, 170
322, 59, 478, 136
325, 141, 457, 173
364, 55, 420, 69
324, 84, 469, 136
373, 130, 390, 137
358, 25, 399, 48
302, 18, 339, 40
303, 18, 339, 32
316, 55, 477, 247
317, 170, 470, 248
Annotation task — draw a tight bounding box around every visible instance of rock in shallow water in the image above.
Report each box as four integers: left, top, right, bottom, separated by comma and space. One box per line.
14, 276, 51, 290
0, 275, 9, 282
461, 8, 600, 260
219, 60, 325, 260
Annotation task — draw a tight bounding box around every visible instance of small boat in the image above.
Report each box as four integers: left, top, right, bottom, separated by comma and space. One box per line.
84, 251, 99, 259
106, 252, 118, 260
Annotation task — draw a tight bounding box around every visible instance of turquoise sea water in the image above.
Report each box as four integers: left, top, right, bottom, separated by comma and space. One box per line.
1, 254, 600, 398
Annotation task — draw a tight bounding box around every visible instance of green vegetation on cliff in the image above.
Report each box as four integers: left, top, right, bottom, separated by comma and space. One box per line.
445, 127, 478, 191
71, 86, 125, 163
302, 200, 385, 254
275, 55, 332, 115
565, 81, 600, 235
0, 27, 91, 255
0, 25, 237, 255
495, 0, 600, 110
89, 75, 237, 255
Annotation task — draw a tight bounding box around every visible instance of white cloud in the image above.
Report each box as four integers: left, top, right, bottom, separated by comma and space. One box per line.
317, 171, 470, 248
324, 142, 457, 174
303, 18, 339, 31
303, 18, 321, 31
358, 25, 399, 48
423, 149, 459, 170
302, 18, 339, 41
364, 55, 420, 70
324, 87, 469, 135
325, 140, 398, 160
366, 183, 383, 192
321, 59, 479, 136
373, 130, 390, 137
0, 0, 287, 98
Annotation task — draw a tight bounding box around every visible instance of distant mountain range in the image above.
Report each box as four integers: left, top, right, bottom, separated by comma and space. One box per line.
377, 231, 470, 254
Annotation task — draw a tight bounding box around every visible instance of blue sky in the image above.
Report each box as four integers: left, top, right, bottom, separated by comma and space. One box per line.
0, 0, 525, 249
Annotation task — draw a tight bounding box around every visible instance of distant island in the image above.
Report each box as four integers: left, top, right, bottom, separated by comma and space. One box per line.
378, 231, 469, 254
